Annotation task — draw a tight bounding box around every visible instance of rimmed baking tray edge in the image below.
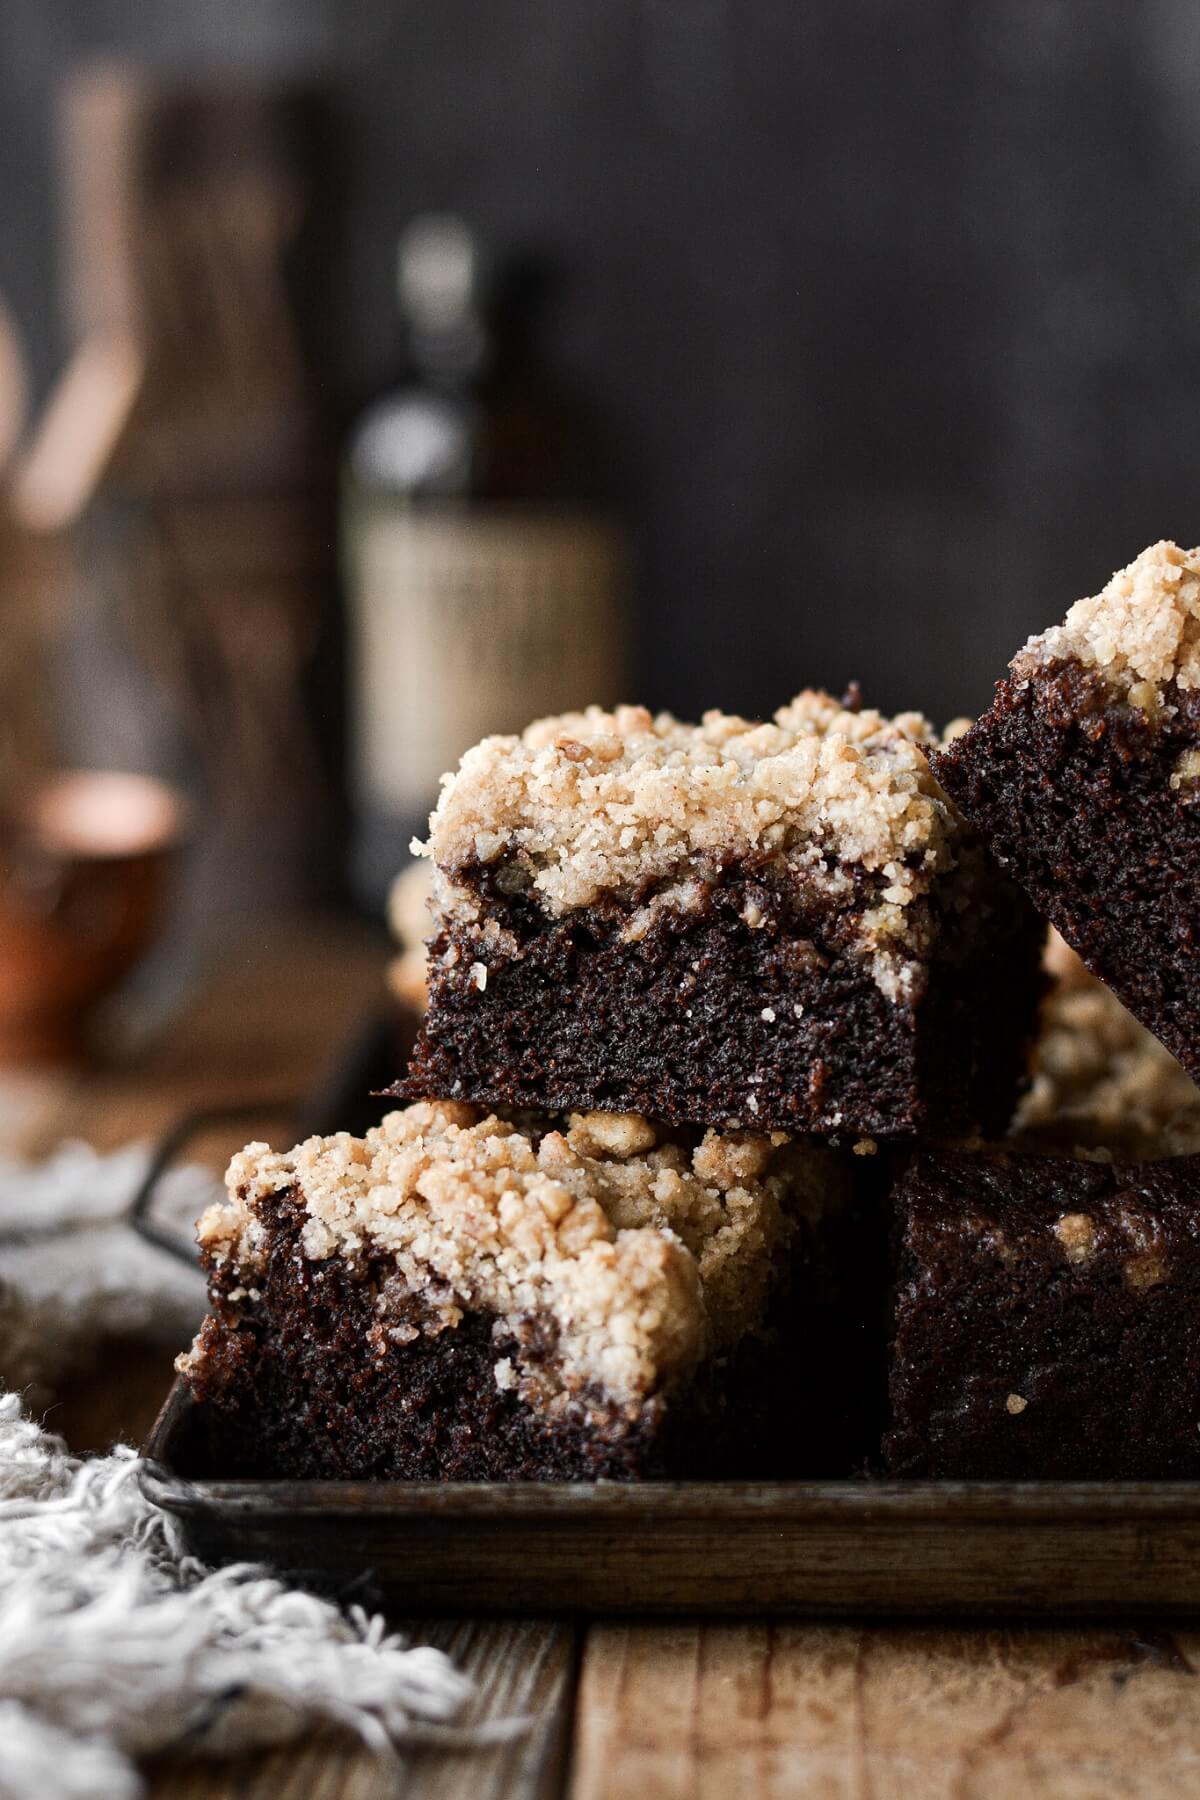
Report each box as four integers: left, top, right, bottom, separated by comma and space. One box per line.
142, 1377, 1200, 1618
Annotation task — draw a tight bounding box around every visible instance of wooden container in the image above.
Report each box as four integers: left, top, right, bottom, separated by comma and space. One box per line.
0, 770, 183, 1062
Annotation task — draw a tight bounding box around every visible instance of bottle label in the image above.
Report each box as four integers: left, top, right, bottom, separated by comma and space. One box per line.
347, 505, 629, 825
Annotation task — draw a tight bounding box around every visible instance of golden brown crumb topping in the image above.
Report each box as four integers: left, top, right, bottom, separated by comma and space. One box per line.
184, 1101, 842, 1416
418, 691, 967, 1000
1020, 540, 1200, 707
1053, 1212, 1098, 1263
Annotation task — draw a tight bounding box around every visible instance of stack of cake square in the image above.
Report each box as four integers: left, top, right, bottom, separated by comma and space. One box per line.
889, 541, 1200, 1479
179, 540, 1200, 1483
179, 688, 1045, 1481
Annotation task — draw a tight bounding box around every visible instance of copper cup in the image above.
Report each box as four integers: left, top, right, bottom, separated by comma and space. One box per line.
0, 771, 185, 1064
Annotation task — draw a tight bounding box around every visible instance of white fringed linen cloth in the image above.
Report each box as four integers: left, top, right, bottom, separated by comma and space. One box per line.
0, 1142, 210, 1404
0, 1145, 507, 1800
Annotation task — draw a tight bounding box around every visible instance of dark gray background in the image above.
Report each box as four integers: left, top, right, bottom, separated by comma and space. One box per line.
3, 0, 1199, 724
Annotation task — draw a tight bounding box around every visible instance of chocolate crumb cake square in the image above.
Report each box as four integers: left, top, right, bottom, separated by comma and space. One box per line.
935, 541, 1200, 1085
178, 1101, 867, 1481
883, 1146, 1200, 1480
393, 692, 1044, 1139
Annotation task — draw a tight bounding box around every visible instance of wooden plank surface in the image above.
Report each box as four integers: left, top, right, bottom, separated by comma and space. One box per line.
147, 1621, 576, 1800
0, 916, 389, 1162
572, 1623, 1200, 1799
391, 1620, 577, 1800
42, 917, 391, 1155
7, 917, 1200, 1799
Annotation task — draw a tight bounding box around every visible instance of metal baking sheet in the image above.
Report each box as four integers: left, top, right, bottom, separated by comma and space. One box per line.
142, 1378, 1200, 1619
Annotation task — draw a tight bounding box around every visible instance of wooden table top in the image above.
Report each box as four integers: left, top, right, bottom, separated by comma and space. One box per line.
7, 913, 1200, 1799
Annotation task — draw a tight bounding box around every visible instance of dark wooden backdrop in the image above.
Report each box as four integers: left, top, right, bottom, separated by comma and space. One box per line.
3, 0, 1199, 725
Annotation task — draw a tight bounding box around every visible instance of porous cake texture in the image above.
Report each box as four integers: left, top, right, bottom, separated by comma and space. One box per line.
179, 1101, 861, 1481
396, 691, 1044, 1137
884, 1145, 1200, 1479
936, 542, 1200, 1083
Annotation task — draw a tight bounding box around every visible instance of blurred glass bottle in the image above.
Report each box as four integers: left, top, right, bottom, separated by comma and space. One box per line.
343, 216, 630, 907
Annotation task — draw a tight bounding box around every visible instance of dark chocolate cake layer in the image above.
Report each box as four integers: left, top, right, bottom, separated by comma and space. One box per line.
395, 863, 1044, 1139
185, 1188, 683, 1481
936, 655, 1200, 1085
180, 1103, 874, 1482
935, 541, 1200, 1083
884, 1147, 1200, 1480
399, 692, 1045, 1138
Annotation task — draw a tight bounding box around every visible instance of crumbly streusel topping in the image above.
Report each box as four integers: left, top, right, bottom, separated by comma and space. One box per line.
186, 1102, 835, 1416
1020, 541, 1200, 707
1014, 931, 1200, 1156
418, 692, 964, 999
